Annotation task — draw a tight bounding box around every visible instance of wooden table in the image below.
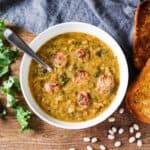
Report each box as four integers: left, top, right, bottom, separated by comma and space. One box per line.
0, 25, 150, 150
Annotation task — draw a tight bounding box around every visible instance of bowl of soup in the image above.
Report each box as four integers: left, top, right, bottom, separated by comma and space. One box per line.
20, 22, 128, 129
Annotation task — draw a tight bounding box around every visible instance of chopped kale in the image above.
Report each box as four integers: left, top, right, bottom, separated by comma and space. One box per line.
94, 67, 101, 77
96, 49, 104, 57
14, 106, 31, 131
59, 73, 70, 86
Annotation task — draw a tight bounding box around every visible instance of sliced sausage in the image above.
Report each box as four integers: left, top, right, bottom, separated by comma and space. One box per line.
75, 48, 88, 61
77, 91, 91, 109
73, 71, 89, 84
44, 81, 60, 94
51, 52, 67, 68
96, 72, 115, 95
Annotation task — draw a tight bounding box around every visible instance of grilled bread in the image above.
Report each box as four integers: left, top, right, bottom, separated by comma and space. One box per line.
133, 0, 150, 70
126, 58, 150, 123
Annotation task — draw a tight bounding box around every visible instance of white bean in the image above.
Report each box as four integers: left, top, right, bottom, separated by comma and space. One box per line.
83, 137, 91, 142
114, 141, 122, 147
100, 144, 106, 150
82, 40, 88, 44
118, 128, 124, 134
108, 117, 115, 122
129, 136, 136, 143
133, 124, 140, 131
111, 126, 117, 133
135, 132, 141, 139
91, 137, 98, 143
119, 107, 125, 114
137, 139, 143, 147
87, 145, 93, 150
108, 129, 114, 135
129, 127, 134, 134
108, 134, 115, 140
69, 148, 76, 150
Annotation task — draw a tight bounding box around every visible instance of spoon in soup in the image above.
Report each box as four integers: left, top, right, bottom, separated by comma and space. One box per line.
3, 28, 52, 72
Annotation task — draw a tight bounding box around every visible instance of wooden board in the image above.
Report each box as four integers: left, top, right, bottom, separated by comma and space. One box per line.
0, 25, 150, 150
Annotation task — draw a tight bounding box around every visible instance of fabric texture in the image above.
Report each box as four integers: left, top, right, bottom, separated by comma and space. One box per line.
0, 0, 140, 76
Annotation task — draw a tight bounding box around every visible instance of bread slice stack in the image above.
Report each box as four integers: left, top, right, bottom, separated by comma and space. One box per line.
126, 0, 150, 123
126, 58, 150, 123
133, 0, 150, 70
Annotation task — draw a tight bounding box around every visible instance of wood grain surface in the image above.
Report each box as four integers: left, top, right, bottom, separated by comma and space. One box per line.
0, 25, 150, 150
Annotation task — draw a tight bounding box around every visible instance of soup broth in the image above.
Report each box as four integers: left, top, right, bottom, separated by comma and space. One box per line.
29, 32, 119, 122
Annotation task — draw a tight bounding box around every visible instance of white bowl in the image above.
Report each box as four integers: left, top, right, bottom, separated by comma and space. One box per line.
20, 22, 128, 129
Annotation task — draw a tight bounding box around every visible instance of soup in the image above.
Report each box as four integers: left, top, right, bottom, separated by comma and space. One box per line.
29, 32, 119, 122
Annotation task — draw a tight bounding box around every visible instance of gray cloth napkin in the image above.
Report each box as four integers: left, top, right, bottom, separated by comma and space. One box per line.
0, 0, 140, 77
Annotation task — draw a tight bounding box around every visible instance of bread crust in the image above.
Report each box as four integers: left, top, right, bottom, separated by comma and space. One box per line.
126, 58, 150, 123
133, 0, 150, 70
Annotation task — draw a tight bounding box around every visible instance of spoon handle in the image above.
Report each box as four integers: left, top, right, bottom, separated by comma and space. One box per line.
3, 28, 52, 72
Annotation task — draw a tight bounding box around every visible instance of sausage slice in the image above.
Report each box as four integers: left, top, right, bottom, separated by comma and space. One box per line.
77, 91, 91, 109
73, 71, 89, 84
51, 52, 67, 68
96, 72, 115, 95
75, 48, 89, 61
44, 81, 60, 94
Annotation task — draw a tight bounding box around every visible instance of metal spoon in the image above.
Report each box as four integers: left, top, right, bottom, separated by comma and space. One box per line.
3, 28, 52, 72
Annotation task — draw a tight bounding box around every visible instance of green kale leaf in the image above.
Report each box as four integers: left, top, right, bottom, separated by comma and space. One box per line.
14, 106, 31, 131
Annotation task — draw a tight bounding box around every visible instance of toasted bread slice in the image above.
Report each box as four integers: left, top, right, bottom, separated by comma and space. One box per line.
133, 0, 150, 70
126, 58, 150, 123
